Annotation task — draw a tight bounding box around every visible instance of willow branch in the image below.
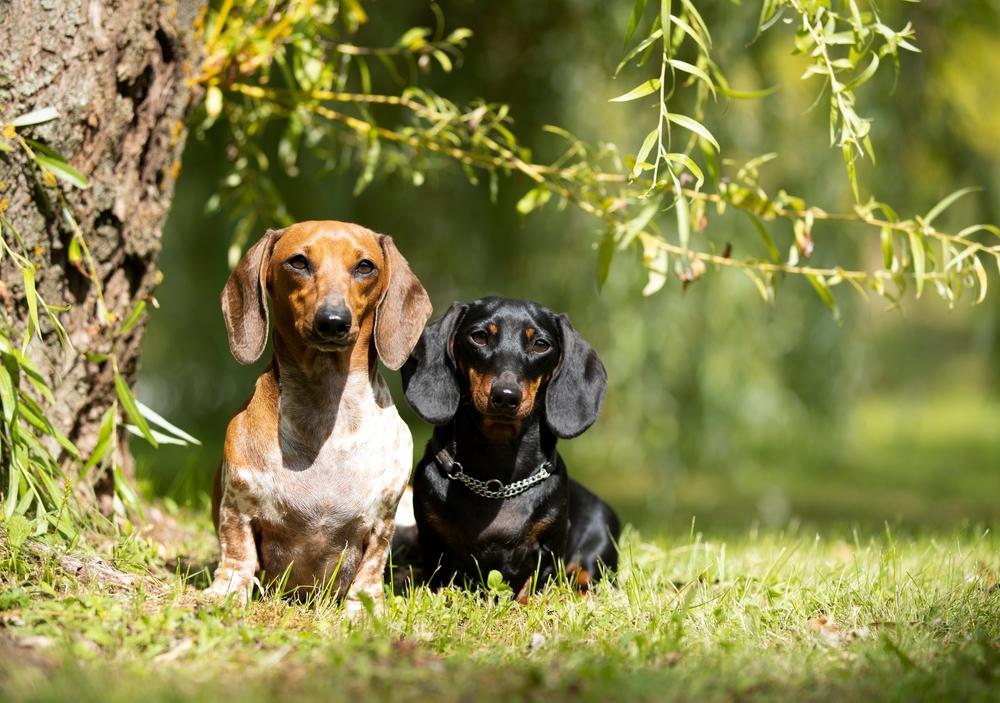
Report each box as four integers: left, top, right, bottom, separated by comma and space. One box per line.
237, 84, 999, 256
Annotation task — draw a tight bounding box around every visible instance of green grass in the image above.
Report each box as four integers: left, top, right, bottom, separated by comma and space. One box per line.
7, 392, 999, 701
2, 511, 998, 702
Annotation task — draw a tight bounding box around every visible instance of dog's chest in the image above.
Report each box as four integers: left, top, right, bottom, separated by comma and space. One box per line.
277, 427, 402, 528
239, 375, 411, 531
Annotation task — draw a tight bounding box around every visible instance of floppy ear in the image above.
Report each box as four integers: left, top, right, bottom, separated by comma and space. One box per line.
544, 314, 607, 439
375, 235, 432, 370
401, 303, 468, 425
221, 228, 282, 365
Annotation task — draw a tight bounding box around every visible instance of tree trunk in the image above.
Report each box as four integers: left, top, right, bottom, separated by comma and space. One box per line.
0, 0, 203, 505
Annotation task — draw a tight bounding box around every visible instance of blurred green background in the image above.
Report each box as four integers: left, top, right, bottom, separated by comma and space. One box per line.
133, 0, 1000, 535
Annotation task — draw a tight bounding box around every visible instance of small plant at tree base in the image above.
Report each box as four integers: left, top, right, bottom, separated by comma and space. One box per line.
1, 110, 198, 539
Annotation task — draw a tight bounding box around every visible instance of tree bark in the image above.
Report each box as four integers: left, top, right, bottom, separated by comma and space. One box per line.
0, 0, 203, 504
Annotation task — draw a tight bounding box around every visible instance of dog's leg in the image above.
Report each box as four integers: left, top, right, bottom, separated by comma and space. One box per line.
206, 493, 258, 605
345, 516, 394, 618
565, 479, 621, 590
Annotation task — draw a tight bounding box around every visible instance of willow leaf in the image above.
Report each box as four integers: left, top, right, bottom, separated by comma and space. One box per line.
843, 53, 879, 91
662, 152, 704, 189
615, 28, 663, 77
973, 255, 988, 304
633, 129, 659, 177
925, 186, 981, 226
666, 112, 719, 151
908, 230, 926, 297
807, 274, 839, 317
667, 59, 715, 94
609, 78, 661, 102
597, 231, 615, 290
624, 0, 649, 46
744, 212, 781, 263
667, 13, 708, 55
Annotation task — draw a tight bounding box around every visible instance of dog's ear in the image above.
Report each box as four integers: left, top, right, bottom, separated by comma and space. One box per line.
544, 314, 607, 439
375, 235, 432, 370
401, 303, 467, 425
221, 228, 282, 365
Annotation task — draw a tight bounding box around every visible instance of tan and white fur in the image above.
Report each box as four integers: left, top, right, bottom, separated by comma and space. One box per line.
207, 220, 431, 614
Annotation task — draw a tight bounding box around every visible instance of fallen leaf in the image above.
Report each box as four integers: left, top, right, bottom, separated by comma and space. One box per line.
832, 541, 854, 563
530, 632, 546, 652
17, 635, 55, 650
659, 651, 683, 666
809, 615, 871, 646
153, 638, 193, 663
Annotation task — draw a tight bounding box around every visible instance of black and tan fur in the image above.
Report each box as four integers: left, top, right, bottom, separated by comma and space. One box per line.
399, 296, 619, 601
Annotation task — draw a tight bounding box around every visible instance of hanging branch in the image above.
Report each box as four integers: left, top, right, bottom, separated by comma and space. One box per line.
194, 0, 998, 315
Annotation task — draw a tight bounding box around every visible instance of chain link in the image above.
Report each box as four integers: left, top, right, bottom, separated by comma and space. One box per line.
445, 461, 552, 499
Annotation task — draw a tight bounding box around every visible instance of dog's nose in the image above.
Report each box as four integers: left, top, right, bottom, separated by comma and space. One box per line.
314, 305, 352, 341
489, 381, 522, 412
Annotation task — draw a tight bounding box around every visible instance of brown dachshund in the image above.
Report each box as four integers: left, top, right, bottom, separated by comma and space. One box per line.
207, 220, 431, 613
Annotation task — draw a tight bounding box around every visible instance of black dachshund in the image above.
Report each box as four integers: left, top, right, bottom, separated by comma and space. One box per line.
400, 297, 620, 601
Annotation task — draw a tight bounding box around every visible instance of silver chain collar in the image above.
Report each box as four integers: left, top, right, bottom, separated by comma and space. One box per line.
433, 438, 554, 500
444, 459, 552, 499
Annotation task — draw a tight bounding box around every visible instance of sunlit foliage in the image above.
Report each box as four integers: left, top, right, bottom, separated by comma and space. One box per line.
197, 0, 999, 316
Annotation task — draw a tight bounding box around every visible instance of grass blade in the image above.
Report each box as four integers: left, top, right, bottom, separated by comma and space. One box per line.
114, 371, 157, 447
137, 400, 201, 445
22, 267, 41, 339
35, 154, 90, 189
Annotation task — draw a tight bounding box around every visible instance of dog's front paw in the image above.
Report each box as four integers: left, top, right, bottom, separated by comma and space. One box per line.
344, 590, 384, 621
204, 569, 255, 606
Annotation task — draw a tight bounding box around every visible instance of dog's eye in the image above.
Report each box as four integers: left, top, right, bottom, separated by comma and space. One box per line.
470, 330, 488, 346
286, 255, 309, 271
354, 259, 376, 276
532, 338, 551, 353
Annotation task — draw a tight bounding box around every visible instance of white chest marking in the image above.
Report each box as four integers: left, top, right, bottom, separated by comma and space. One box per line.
228, 372, 411, 538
